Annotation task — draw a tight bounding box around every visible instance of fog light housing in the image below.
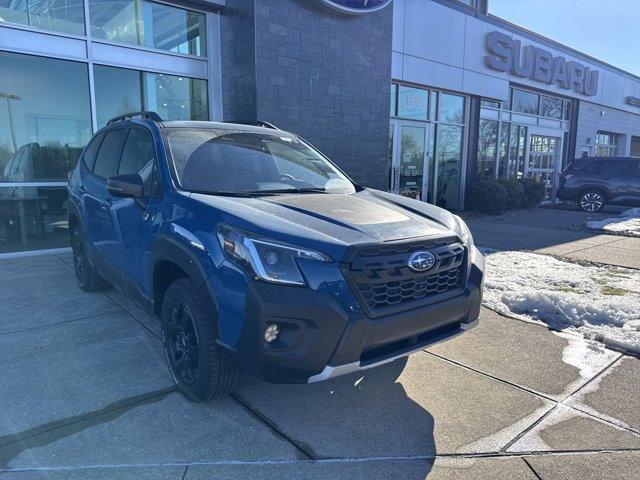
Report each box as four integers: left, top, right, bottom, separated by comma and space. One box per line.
264, 324, 280, 343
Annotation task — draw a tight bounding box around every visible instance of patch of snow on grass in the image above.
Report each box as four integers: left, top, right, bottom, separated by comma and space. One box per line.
586, 207, 640, 236
482, 250, 640, 353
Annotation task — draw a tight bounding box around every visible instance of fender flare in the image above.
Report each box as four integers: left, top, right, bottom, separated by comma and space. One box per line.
150, 234, 219, 320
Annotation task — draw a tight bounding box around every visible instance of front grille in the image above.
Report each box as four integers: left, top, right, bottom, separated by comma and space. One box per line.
343, 239, 466, 317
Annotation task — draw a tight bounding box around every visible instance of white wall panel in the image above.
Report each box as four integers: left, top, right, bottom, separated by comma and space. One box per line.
403, 0, 465, 68
92, 41, 208, 78
0, 26, 86, 60
403, 55, 463, 92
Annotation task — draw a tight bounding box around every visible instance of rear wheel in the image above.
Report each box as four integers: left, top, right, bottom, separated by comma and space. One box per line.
72, 227, 108, 291
579, 190, 605, 212
161, 278, 239, 401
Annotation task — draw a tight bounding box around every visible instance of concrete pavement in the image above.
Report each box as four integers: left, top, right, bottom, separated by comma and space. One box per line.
0, 252, 638, 479
464, 207, 640, 269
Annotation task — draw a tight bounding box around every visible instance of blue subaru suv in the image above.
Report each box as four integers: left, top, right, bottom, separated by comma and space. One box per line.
68, 112, 484, 400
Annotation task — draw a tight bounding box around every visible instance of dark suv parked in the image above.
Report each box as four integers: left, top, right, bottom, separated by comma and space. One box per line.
557, 157, 640, 211
68, 112, 484, 400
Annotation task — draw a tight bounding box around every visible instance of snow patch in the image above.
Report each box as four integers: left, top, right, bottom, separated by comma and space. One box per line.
586, 207, 640, 237
482, 250, 640, 353
456, 403, 554, 454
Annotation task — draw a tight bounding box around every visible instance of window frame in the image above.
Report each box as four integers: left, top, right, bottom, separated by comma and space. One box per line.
117, 125, 162, 197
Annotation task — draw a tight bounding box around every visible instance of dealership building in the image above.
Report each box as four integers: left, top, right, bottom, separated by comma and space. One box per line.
1, 0, 639, 256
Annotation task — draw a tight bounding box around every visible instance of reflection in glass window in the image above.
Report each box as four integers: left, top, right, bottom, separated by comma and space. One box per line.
89, 0, 206, 56
390, 84, 397, 117
94, 65, 143, 128
481, 99, 501, 109
438, 93, 464, 124
595, 130, 620, 157
146, 72, 208, 123
0, 0, 85, 34
94, 65, 209, 127
497, 122, 510, 179
436, 124, 463, 210
398, 86, 428, 121
540, 96, 563, 119
476, 119, 498, 178
631, 136, 640, 157
0, 51, 91, 182
511, 89, 539, 115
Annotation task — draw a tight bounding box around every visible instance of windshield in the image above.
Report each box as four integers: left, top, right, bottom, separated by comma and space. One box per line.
165, 128, 356, 195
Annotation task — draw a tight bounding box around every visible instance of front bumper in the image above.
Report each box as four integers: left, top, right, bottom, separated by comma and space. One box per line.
221, 247, 484, 384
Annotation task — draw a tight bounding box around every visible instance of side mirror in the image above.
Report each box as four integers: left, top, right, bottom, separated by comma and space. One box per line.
107, 174, 143, 199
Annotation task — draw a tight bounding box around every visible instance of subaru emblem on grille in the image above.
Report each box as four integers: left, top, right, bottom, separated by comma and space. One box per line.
407, 251, 436, 272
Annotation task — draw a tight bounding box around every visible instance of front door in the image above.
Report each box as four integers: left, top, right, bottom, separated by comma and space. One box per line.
389, 121, 430, 201
526, 135, 561, 202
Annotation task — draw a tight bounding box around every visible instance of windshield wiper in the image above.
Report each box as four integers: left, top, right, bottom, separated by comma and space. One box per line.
248, 187, 327, 195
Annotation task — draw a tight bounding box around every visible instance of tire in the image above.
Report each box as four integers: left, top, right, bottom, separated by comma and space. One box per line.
161, 278, 240, 401
578, 190, 606, 212
72, 227, 108, 292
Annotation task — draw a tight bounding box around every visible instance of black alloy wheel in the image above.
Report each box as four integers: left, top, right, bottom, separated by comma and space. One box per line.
164, 303, 200, 386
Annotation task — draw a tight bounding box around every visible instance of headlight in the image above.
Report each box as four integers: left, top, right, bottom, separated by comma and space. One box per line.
217, 225, 330, 286
453, 215, 474, 247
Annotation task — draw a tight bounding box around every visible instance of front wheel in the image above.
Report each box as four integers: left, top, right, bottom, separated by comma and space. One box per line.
161, 278, 239, 401
579, 191, 605, 212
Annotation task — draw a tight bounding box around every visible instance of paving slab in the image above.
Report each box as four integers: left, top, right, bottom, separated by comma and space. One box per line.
0, 312, 171, 439
186, 456, 536, 480
0, 466, 185, 480
467, 222, 605, 252
0, 272, 121, 335
525, 451, 640, 480
564, 244, 640, 269
0, 256, 70, 287
235, 352, 553, 458
507, 404, 640, 452
1, 391, 300, 469
426, 308, 620, 400
566, 356, 640, 432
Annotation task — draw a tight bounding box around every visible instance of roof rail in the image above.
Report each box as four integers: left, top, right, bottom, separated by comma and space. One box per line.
107, 111, 163, 125
228, 120, 280, 130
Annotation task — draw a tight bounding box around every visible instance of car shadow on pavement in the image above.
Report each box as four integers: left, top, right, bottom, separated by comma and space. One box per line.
234, 357, 436, 475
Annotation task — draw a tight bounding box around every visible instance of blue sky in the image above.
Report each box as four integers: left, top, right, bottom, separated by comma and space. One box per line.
489, 0, 640, 76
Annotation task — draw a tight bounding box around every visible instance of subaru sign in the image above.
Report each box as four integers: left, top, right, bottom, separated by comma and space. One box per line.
485, 31, 599, 96
319, 0, 392, 14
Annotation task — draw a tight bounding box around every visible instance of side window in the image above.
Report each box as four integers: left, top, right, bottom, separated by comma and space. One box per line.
82, 132, 105, 171
93, 128, 128, 179
602, 160, 630, 176
118, 128, 156, 176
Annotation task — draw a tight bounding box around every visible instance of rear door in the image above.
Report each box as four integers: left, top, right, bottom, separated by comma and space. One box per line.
601, 158, 637, 203
85, 127, 128, 266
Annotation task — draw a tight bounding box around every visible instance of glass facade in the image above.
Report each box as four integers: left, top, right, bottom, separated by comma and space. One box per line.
390, 83, 466, 210
0, 1, 211, 254
0, 0, 85, 35
476, 119, 498, 178
89, 0, 206, 56
631, 136, 640, 157
595, 131, 620, 157
94, 65, 208, 127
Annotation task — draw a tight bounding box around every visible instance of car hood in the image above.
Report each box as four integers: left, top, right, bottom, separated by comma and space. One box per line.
189, 189, 460, 260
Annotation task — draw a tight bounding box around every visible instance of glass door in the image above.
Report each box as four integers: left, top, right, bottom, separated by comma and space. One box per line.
526, 135, 560, 202
389, 120, 430, 201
